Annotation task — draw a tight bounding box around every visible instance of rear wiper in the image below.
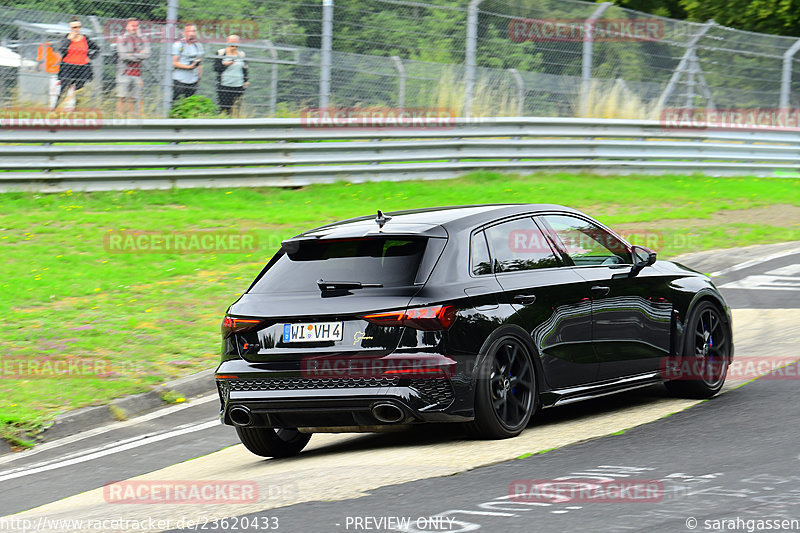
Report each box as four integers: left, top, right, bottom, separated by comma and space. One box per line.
316, 279, 383, 291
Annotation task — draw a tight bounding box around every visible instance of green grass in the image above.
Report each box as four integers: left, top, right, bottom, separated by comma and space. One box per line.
1, 171, 799, 447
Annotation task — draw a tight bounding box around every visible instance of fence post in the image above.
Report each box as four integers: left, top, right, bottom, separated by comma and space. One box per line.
464, 0, 483, 118
320, 0, 333, 109
656, 20, 714, 110
581, 2, 611, 117
508, 68, 524, 116
87, 16, 104, 86
780, 40, 800, 110
161, 0, 179, 117
391, 56, 405, 110
264, 40, 279, 116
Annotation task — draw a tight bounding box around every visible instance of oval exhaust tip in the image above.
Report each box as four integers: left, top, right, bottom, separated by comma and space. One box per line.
371, 403, 404, 424
229, 406, 253, 427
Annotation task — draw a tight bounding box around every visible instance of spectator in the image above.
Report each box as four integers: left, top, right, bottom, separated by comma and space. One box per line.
116, 17, 150, 117
54, 16, 99, 109
172, 23, 203, 103
36, 41, 61, 108
214, 34, 248, 115
36, 41, 60, 74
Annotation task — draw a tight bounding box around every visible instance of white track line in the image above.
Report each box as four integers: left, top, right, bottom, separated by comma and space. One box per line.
710, 247, 800, 278
0, 394, 218, 466
0, 419, 219, 482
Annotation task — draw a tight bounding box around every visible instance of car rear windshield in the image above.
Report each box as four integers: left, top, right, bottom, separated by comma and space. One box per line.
249, 237, 428, 293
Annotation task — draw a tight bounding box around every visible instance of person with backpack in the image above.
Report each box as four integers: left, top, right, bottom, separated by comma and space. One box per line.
54, 16, 99, 109
214, 34, 249, 115
116, 17, 150, 117
172, 23, 204, 103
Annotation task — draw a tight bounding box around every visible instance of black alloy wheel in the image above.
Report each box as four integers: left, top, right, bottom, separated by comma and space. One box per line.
468, 335, 537, 439
666, 301, 730, 399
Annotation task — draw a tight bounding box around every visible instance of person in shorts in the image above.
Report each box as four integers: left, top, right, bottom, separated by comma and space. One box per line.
54, 16, 99, 109
172, 23, 203, 102
116, 18, 150, 117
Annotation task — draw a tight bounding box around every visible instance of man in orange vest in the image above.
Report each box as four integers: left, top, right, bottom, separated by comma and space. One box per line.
36, 42, 60, 74
54, 16, 99, 109
36, 42, 61, 108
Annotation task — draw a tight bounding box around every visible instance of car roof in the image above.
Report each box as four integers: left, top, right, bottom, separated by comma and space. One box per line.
291, 203, 583, 240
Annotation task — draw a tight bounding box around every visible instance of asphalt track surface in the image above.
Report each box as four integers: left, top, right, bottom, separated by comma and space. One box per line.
1, 247, 798, 532
182, 370, 800, 533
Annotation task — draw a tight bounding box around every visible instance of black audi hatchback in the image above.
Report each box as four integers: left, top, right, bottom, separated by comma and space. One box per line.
217, 204, 733, 458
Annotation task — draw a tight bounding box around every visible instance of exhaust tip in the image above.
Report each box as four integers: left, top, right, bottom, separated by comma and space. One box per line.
229, 406, 253, 427
371, 403, 405, 424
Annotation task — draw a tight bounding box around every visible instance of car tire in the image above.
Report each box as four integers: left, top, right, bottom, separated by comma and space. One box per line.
235, 427, 311, 458
467, 335, 537, 439
665, 301, 730, 399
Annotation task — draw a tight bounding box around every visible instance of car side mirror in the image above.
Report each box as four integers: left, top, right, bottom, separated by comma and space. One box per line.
630, 245, 656, 275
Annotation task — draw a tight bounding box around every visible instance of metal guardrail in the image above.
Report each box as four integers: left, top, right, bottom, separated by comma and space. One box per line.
1, 117, 799, 192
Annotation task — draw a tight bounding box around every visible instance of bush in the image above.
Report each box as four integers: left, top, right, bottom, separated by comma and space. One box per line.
169, 95, 220, 118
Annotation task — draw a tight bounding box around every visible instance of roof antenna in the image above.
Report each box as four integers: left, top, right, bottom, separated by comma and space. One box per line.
375, 210, 392, 229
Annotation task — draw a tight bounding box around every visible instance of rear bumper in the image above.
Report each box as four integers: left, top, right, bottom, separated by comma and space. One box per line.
215, 358, 474, 428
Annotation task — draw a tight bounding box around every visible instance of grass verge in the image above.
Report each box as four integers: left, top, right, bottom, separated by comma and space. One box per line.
1, 171, 799, 447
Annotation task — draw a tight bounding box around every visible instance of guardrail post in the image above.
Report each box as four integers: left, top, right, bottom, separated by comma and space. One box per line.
391, 56, 405, 110
319, 0, 333, 109
264, 40, 279, 116
508, 68, 524, 116
161, 0, 179, 117
464, 0, 484, 118
780, 40, 800, 110
581, 2, 611, 117
657, 20, 714, 110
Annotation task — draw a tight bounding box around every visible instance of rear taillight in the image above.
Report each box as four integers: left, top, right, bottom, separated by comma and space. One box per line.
221, 316, 261, 337
363, 305, 457, 331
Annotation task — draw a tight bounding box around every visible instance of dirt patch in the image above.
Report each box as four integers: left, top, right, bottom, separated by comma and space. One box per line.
615, 204, 800, 231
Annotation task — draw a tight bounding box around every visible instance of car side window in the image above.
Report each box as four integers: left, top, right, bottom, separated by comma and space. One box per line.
539, 214, 632, 266
471, 231, 493, 275
484, 217, 560, 273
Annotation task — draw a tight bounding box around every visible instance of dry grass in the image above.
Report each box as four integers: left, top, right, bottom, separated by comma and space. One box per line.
428, 68, 522, 117
577, 79, 662, 120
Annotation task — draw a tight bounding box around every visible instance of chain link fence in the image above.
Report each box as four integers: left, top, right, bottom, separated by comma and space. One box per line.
2, 0, 800, 118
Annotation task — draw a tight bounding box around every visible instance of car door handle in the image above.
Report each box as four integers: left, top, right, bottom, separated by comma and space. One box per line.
513, 294, 537, 306
591, 285, 611, 297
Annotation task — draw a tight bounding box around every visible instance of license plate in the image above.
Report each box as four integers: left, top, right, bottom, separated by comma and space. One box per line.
283, 322, 343, 343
